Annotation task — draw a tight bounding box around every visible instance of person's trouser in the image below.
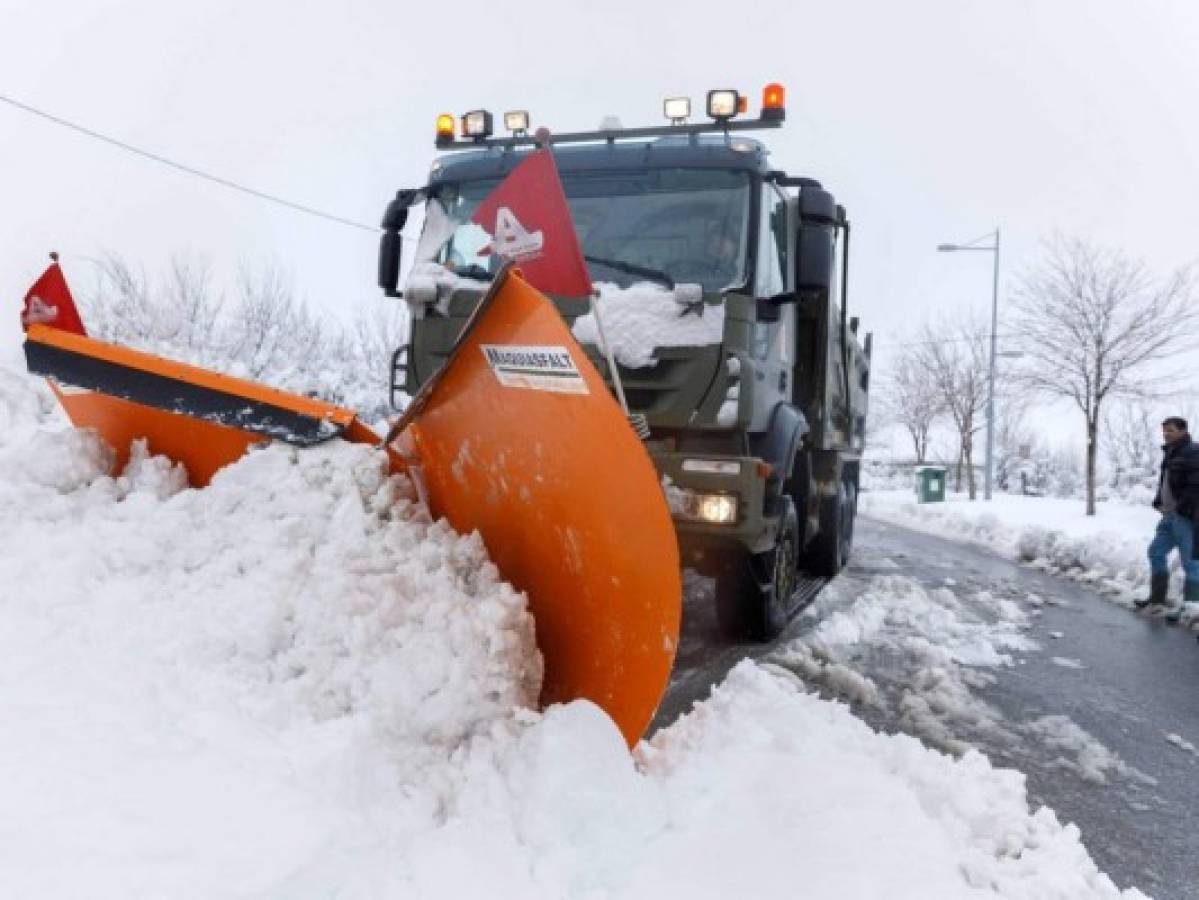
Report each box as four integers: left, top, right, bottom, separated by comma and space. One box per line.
1147, 512, 1199, 584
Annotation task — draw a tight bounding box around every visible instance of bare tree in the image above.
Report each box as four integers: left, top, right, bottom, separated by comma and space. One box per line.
918, 315, 989, 499
877, 347, 944, 463
81, 252, 410, 419
84, 253, 156, 345
1012, 235, 1196, 515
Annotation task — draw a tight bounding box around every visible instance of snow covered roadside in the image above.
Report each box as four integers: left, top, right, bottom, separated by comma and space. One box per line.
860, 490, 1163, 606
0, 368, 1144, 898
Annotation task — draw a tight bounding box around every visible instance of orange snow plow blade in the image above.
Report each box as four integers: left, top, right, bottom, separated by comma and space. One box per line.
23, 267, 680, 746
393, 267, 681, 745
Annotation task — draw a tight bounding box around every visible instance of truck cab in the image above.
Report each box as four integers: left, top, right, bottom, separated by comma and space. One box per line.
379, 87, 871, 640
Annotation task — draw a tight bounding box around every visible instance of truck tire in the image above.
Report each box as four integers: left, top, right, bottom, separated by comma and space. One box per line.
714, 497, 799, 641
803, 480, 852, 577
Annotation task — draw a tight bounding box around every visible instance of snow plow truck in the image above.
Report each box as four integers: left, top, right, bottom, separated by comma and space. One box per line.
378, 85, 871, 642
18, 83, 868, 748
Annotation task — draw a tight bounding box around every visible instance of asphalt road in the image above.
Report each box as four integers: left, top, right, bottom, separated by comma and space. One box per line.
652, 515, 1199, 900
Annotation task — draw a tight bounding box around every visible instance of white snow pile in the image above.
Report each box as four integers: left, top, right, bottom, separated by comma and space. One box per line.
0, 367, 1144, 898
572, 281, 724, 369
861, 490, 1165, 606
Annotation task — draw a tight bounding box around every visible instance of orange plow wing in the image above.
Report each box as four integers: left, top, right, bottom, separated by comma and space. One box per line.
23, 267, 681, 745
23, 324, 390, 485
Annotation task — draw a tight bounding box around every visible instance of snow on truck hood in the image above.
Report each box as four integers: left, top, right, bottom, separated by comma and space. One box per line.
572, 281, 724, 369
403, 262, 725, 370
0, 364, 1142, 898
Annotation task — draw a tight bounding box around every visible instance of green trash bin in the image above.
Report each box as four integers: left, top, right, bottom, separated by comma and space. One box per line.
914, 466, 947, 503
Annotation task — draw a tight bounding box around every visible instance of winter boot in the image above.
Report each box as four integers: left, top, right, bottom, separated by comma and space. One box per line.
1133, 573, 1170, 610
1166, 580, 1199, 623
1164, 580, 1199, 623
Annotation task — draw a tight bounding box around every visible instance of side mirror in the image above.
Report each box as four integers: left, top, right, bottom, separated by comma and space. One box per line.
378, 191, 416, 298
795, 188, 836, 298
378, 230, 403, 297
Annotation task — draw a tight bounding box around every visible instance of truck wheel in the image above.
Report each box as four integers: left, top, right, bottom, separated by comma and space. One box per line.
714, 497, 799, 641
803, 481, 848, 577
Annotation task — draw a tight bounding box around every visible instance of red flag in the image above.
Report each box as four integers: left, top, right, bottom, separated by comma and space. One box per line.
21, 258, 87, 336
471, 149, 593, 299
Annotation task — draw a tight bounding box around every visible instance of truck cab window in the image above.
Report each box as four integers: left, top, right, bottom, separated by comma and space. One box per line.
426, 169, 752, 294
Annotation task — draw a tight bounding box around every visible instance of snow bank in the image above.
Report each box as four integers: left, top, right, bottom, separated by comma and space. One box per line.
861, 490, 1164, 605
572, 281, 724, 369
0, 366, 1143, 898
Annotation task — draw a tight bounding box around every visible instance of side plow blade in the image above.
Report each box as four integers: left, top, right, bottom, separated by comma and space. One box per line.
23, 325, 387, 485
22, 266, 680, 746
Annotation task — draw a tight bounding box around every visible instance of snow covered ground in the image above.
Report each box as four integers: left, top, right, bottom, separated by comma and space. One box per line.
0, 365, 1146, 897
860, 489, 1176, 611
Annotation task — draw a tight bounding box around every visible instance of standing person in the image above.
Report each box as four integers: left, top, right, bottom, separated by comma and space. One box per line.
1134, 417, 1199, 616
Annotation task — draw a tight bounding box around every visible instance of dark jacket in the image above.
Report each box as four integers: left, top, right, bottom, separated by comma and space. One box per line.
1153, 434, 1199, 521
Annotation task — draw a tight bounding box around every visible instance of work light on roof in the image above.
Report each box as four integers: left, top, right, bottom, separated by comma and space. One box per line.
706, 89, 747, 121
461, 109, 494, 140
663, 97, 691, 124
504, 110, 530, 135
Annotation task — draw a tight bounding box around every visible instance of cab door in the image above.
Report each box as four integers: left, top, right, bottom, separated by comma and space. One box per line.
748, 184, 794, 431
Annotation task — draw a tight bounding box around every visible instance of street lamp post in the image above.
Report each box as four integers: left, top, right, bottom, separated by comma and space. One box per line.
936, 229, 1001, 501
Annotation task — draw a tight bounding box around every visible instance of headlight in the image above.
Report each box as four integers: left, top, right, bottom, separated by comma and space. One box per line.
675, 490, 738, 525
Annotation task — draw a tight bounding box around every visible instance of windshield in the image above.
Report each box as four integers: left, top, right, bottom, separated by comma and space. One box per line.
424, 167, 752, 292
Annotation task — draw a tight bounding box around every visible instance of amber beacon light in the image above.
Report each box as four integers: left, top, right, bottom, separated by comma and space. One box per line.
435, 114, 456, 145
762, 83, 786, 120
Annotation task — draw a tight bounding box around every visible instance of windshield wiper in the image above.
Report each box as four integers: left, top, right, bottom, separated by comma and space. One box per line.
453, 264, 495, 282
584, 255, 674, 290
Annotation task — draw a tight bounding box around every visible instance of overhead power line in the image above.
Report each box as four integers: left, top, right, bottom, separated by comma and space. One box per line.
0, 91, 379, 233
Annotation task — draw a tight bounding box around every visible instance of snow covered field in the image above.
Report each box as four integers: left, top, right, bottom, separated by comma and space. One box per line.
860, 489, 1169, 608
0, 365, 1146, 898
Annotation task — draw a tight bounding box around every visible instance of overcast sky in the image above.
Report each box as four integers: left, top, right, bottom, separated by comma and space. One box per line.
3, 0, 1198, 447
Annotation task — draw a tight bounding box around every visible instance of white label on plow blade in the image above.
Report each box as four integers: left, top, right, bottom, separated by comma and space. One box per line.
481, 344, 589, 395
